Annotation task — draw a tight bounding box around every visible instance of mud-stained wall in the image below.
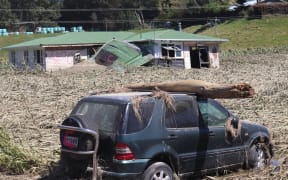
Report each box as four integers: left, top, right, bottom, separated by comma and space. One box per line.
45, 48, 87, 71
45, 50, 74, 71
209, 46, 220, 68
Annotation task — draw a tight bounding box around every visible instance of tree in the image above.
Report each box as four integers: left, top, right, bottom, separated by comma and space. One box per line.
0, 0, 14, 29
9, 0, 62, 31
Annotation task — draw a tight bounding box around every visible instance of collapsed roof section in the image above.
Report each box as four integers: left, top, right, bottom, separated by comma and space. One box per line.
89, 39, 153, 71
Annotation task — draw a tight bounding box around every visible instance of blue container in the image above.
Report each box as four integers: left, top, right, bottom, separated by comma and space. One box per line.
2, 32, 8, 36
25, 32, 33, 35
3, 29, 7, 33
61, 27, 65, 32
70, 27, 76, 32
77, 26, 83, 32
42, 30, 47, 34
0, 29, 3, 33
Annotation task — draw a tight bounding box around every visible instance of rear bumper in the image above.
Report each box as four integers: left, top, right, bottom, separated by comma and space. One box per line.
100, 159, 150, 178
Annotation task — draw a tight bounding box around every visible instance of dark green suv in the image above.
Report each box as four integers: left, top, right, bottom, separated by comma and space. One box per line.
59, 91, 273, 179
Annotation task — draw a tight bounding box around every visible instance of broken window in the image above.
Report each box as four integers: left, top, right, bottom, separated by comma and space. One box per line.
161, 43, 182, 58
34, 50, 43, 65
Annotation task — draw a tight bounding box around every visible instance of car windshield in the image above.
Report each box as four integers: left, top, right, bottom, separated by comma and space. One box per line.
71, 101, 126, 133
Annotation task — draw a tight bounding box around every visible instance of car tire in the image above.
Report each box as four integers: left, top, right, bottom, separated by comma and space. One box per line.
142, 162, 175, 180
247, 143, 270, 169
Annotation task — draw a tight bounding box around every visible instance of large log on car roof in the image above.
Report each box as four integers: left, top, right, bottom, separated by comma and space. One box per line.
125, 79, 255, 99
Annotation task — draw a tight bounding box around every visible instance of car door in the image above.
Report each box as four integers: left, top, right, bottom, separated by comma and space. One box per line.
163, 96, 210, 174
197, 98, 245, 170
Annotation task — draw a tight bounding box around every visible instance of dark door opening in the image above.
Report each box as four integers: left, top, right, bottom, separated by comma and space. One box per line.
190, 46, 209, 68
190, 47, 200, 68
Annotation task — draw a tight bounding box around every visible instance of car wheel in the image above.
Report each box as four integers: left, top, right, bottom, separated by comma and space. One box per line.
142, 162, 175, 180
247, 143, 270, 169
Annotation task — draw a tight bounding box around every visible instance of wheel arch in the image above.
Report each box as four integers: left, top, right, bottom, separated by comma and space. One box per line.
145, 152, 179, 175
247, 133, 271, 147
243, 133, 274, 169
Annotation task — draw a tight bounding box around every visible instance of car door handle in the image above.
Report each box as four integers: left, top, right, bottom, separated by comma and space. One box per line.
168, 134, 178, 139
209, 131, 215, 136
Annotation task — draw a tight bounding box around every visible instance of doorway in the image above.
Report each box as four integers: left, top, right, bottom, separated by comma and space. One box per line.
190, 46, 209, 68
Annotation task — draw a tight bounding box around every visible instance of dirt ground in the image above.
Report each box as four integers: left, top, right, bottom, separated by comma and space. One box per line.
0, 53, 288, 179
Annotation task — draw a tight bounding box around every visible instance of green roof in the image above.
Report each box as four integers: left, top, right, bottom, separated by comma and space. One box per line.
125, 29, 227, 42
4, 31, 135, 49
4, 30, 227, 49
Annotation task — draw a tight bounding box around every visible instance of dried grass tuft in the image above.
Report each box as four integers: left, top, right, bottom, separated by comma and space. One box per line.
130, 96, 146, 123
152, 87, 175, 111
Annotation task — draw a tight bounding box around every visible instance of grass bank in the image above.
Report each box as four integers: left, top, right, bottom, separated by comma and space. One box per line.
185, 15, 288, 51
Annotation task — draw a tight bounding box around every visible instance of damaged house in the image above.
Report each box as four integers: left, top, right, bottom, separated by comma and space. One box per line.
3, 30, 227, 71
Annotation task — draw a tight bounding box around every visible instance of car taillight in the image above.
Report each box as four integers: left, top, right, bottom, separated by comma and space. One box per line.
114, 143, 135, 160
63, 130, 78, 149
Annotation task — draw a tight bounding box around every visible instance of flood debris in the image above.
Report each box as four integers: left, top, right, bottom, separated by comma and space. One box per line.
225, 116, 242, 142
89, 40, 153, 72
151, 88, 175, 111
126, 79, 255, 99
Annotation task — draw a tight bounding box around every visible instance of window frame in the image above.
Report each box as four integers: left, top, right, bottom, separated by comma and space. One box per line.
161, 43, 183, 59
33, 50, 43, 65
165, 96, 199, 129
125, 99, 155, 134
197, 98, 230, 127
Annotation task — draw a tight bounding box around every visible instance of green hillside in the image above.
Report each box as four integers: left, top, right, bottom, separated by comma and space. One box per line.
185, 16, 288, 50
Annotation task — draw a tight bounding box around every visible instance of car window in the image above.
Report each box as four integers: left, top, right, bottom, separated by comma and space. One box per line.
72, 101, 125, 133
165, 98, 199, 128
198, 99, 229, 127
126, 101, 155, 134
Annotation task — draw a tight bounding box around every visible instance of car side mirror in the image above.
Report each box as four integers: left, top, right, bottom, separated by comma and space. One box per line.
231, 116, 239, 129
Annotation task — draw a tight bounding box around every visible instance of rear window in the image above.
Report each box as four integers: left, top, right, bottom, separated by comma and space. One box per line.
126, 101, 155, 134
72, 101, 125, 133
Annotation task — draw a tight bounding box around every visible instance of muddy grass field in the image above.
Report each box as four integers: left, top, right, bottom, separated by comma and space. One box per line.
0, 52, 288, 179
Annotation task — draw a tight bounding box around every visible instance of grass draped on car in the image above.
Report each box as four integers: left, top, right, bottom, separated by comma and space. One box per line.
0, 126, 38, 174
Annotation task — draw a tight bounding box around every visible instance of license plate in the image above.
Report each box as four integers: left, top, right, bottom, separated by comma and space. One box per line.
64, 136, 78, 148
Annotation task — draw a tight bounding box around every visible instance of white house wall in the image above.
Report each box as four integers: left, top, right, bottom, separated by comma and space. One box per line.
45, 49, 87, 71
10, 48, 44, 68
183, 42, 221, 68
183, 46, 191, 69
14, 50, 24, 67
153, 43, 161, 58
208, 46, 220, 68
